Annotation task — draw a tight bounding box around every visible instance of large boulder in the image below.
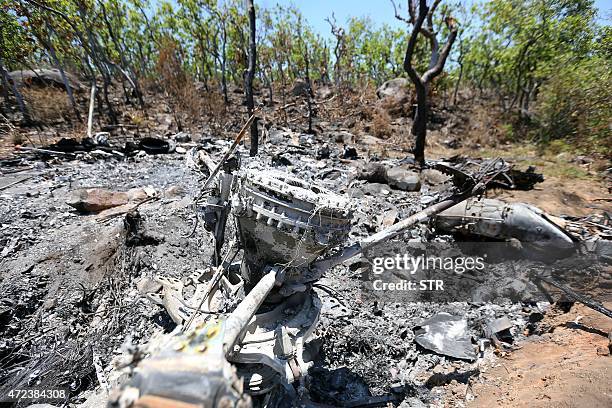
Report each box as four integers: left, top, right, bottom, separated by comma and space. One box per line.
8, 68, 83, 90
375, 78, 412, 116
358, 163, 421, 192
376, 78, 410, 101
315, 85, 333, 100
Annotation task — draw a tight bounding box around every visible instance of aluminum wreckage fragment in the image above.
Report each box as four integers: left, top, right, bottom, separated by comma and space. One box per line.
111, 157, 516, 406
434, 198, 575, 251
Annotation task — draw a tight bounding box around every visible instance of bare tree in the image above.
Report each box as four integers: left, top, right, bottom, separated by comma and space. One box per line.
245, 0, 258, 156
0, 56, 31, 124
393, 0, 458, 167
325, 14, 345, 87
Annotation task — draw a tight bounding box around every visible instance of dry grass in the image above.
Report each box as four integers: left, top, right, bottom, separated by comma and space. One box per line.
156, 38, 205, 130
22, 86, 72, 124
369, 106, 393, 139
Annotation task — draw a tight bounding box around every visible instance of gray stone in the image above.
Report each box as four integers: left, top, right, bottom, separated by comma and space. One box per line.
291, 78, 310, 96
385, 167, 421, 191
360, 183, 391, 196
376, 78, 410, 100
315, 86, 333, 99
136, 276, 162, 294
329, 130, 355, 144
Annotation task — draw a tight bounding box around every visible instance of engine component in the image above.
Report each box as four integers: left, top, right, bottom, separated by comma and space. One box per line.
434, 198, 575, 251
232, 169, 353, 286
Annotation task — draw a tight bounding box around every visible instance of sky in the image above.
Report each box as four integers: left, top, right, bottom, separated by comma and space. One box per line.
258, 0, 612, 40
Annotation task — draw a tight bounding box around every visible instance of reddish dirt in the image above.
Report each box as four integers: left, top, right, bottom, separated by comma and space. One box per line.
468, 303, 612, 408
491, 177, 611, 217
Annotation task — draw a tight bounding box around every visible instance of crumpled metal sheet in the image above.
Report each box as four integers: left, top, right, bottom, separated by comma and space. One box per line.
414, 313, 476, 361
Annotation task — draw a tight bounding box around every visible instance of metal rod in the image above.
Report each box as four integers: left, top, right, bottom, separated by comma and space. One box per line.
199, 112, 257, 196
87, 82, 96, 138
223, 268, 277, 356
312, 196, 470, 273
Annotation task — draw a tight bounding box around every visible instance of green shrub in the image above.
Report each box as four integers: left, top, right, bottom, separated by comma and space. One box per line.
534, 56, 611, 154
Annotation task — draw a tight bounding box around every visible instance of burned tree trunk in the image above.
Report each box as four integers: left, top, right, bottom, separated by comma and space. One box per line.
42, 20, 82, 122
395, 0, 458, 167
326, 14, 345, 87
0, 56, 31, 124
245, 0, 258, 156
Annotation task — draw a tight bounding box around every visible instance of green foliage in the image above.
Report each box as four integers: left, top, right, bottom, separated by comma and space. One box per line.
1, 0, 608, 154
0, 1, 33, 67
456, 0, 609, 152
534, 55, 611, 153
463, 0, 598, 109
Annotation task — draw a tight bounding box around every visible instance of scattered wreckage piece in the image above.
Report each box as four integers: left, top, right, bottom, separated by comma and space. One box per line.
0, 174, 35, 192
434, 157, 544, 191
434, 198, 576, 252
138, 137, 174, 154
232, 168, 353, 284
537, 276, 612, 319
484, 316, 515, 349
108, 320, 251, 408
116, 157, 514, 405
414, 313, 477, 361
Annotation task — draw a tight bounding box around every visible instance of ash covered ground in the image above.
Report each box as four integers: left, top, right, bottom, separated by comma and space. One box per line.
0, 127, 610, 408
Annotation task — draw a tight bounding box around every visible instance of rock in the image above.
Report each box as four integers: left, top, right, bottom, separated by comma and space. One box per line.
399, 397, 427, 408
376, 78, 410, 101
361, 183, 391, 196
9, 68, 83, 90
358, 134, 383, 146
347, 187, 365, 198
385, 167, 421, 191
67, 187, 156, 213
67, 189, 130, 212
164, 185, 183, 198
329, 130, 354, 144
315, 86, 333, 99
291, 78, 310, 96
136, 277, 162, 294
420, 169, 450, 186
267, 129, 289, 145
379, 207, 399, 227
357, 163, 387, 184
376, 78, 412, 116
175, 146, 187, 154
299, 133, 315, 145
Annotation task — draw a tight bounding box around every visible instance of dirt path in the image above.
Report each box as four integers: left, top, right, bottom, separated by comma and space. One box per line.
469, 303, 612, 408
